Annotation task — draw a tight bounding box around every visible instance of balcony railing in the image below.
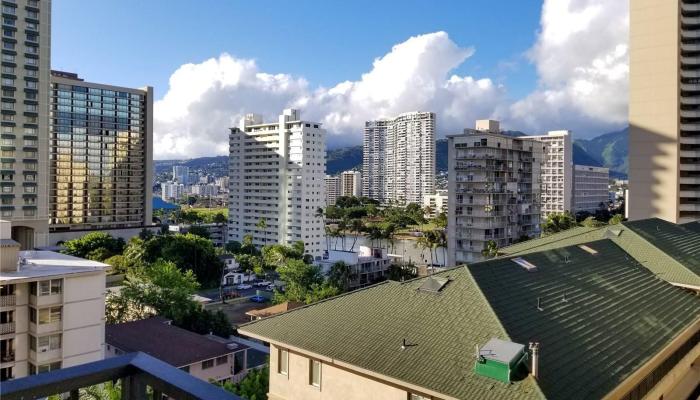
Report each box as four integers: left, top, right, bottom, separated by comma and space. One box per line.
0, 322, 15, 335
1, 352, 14, 363
0, 295, 15, 307
0, 352, 241, 400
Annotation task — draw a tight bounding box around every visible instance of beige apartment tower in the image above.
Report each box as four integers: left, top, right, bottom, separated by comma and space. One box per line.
0, 0, 51, 249
630, 0, 700, 223
48, 71, 153, 232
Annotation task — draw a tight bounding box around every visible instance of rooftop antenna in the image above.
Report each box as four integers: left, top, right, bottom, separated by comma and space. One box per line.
563, 255, 571, 264
562, 292, 568, 302
536, 297, 544, 311
401, 338, 407, 350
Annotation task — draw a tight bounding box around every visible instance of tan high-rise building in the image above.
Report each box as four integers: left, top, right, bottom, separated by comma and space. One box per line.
630, 0, 700, 223
48, 71, 153, 232
340, 170, 360, 197
0, 0, 51, 249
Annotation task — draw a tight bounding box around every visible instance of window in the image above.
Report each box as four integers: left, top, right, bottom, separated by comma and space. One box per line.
180, 365, 190, 373
215, 355, 228, 366
309, 359, 321, 388
37, 279, 61, 295
278, 348, 288, 375
201, 359, 214, 370
34, 334, 61, 352
37, 306, 61, 324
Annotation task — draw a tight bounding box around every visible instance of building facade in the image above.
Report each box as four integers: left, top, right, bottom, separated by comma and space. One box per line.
422, 189, 448, 218
160, 181, 184, 201
48, 71, 153, 232
573, 165, 610, 214
0, 220, 108, 382
447, 120, 542, 265
630, 0, 700, 223
0, 0, 51, 249
324, 175, 340, 206
228, 109, 326, 258
363, 112, 435, 204
340, 170, 361, 197
173, 165, 189, 185
526, 130, 573, 219
316, 246, 394, 290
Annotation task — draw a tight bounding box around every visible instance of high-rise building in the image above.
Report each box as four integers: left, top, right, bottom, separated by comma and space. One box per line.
363, 112, 435, 204
630, 0, 700, 223
48, 71, 153, 232
362, 119, 387, 201
573, 165, 610, 214
526, 130, 573, 218
0, 220, 109, 382
340, 170, 361, 197
173, 165, 189, 185
160, 181, 184, 201
228, 109, 326, 258
190, 183, 218, 197
0, 0, 51, 249
324, 175, 340, 206
447, 120, 542, 265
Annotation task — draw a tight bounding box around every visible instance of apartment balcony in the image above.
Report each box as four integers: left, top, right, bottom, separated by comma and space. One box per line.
29, 294, 62, 307
681, 82, 700, 92
680, 122, 700, 131
681, 163, 700, 171
681, 150, 700, 157
681, 176, 700, 184
0, 352, 240, 400
680, 203, 700, 212
680, 190, 700, 198
682, 16, 700, 26
682, 42, 700, 52
30, 348, 62, 365
683, 2, 700, 12
0, 322, 15, 335
0, 352, 14, 364
680, 109, 700, 118
681, 55, 700, 65
681, 95, 700, 105
0, 296, 15, 308
29, 321, 61, 336
681, 135, 700, 144
683, 28, 700, 39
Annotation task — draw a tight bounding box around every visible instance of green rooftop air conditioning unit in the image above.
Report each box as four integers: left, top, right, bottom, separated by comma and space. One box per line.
474, 338, 527, 383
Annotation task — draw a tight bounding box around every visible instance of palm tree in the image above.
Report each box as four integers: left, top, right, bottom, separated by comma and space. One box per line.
481, 240, 499, 259
349, 219, 364, 251
316, 207, 330, 256
338, 218, 348, 250
416, 232, 434, 267
256, 218, 267, 247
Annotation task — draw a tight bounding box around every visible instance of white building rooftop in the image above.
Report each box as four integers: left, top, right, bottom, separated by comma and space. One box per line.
0, 250, 110, 283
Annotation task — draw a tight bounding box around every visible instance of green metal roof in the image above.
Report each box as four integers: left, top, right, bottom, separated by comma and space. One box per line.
240, 268, 544, 400
681, 220, 700, 233
500, 219, 700, 288
239, 239, 700, 400
469, 240, 700, 400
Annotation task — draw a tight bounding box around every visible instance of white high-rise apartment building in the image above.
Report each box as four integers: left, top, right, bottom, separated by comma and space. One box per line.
324, 175, 340, 206
228, 109, 326, 258
363, 112, 435, 204
447, 120, 543, 265
526, 131, 573, 218
340, 170, 361, 197
160, 181, 184, 201
0, 220, 108, 382
573, 165, 610, 214
1, 0, 51, 249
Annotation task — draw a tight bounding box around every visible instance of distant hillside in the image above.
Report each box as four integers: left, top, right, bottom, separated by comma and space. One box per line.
327, 146, 363, 175
164, 127, 630, 179
573, 126, 628, 178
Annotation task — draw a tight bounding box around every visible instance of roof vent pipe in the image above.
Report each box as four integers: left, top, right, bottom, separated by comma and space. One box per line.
529, 342, 540, 380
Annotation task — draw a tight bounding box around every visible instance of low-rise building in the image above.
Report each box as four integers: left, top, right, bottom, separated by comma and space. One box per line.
422, 189, 448, 218
105, 316, 250, 384
240, 220, 700, 400
0, 220, 109, 382
572, 165, 610, 214
168, 223, 227, 247
317, 246, 393, 290
246, 301, 305, 321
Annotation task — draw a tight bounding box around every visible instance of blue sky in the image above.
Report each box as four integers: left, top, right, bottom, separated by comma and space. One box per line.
52, 1, 629, 159
53, 0, 540, 99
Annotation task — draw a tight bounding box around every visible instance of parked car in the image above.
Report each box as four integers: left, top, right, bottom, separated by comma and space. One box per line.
235, 283, 253, 290
255, 280, 272, 287
249, 295, 268, 303
265, 284, 276, 291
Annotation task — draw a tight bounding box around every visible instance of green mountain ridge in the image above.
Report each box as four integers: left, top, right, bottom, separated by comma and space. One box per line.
156, 127, 630, 179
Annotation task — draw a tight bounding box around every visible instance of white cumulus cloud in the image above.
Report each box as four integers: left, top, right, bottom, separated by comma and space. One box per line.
153, 0, 630, 159
510, 0, 629, 136
153, 32, 505, 159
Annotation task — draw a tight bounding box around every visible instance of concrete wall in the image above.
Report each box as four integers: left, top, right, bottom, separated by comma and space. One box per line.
187, 354, 234, 383
268, 344, 425, 400
629, 0, 680, 222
